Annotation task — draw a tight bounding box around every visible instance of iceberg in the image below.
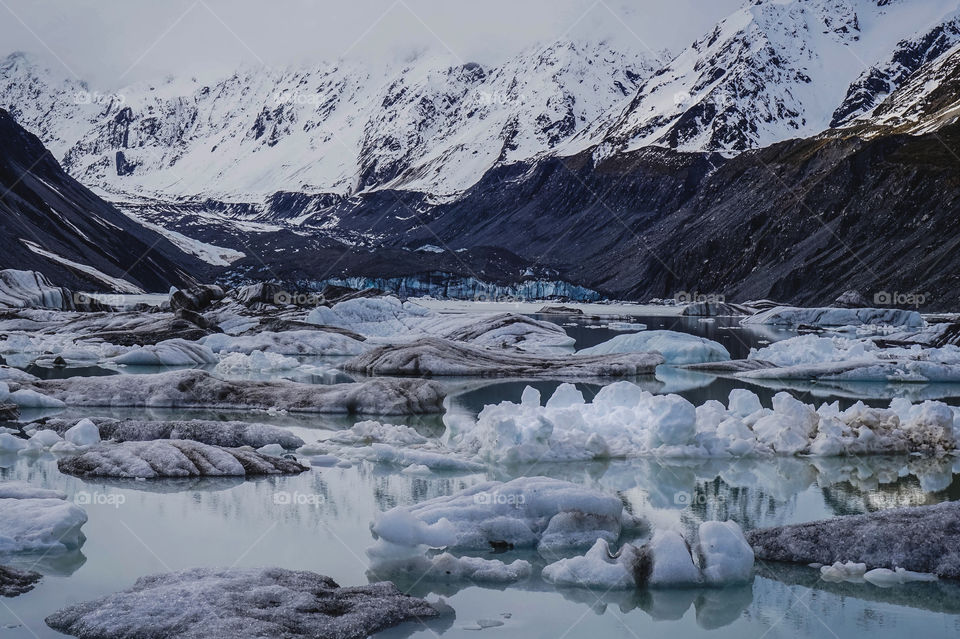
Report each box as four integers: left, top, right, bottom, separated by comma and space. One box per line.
0, 486, 87, 554
741, 306, 923, 328
580, 330, 730, 364
452, 382, 960, 459
13, 370, 446, 414
45, 567, 440, 639
200, 330, 366, 356
56, 440, 309, 478
307, 296, 575, 349
107, 339, 218, 367
39, 416, 305, 449
342, 337, 662, 377
371, 477, 634, 552
747, 501, 960, 579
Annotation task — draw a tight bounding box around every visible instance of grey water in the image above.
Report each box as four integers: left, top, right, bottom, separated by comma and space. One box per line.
3, 309, 960, 638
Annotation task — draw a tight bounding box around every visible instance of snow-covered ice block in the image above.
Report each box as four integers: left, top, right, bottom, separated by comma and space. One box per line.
56, 440, 309, 479
741, 306, 923, 328
371, 477, 630, 552
201, 330, 366, 356
696, 521, 754, 585
0, 485, 87, 554
747, 501, 960, 579
343, 337, 663, 377
42, 416, 304, 449
63, 419, 101, 447
369, 551, 531, 583
45, 567, 440, 639
107, 339, 217, 366
9, 388, 65, 408
542, 538, 637, 589
15, 370, 446, 414
581, 330, 730, 364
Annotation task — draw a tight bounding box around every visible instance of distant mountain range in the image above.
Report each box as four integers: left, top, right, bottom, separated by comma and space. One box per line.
1, 0, 959, 306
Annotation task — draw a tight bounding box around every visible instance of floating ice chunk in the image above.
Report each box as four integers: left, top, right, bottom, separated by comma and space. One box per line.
15, 370, 445, 414
520, 386, 541, 407
201, 330, 366, 356
57, 440, 309, 478
0, 481, 66, 500
342, 337, 662, 378
371, 551, 531, 583
646, 531, 702, 586
0, 489, 87, 554
63, 419, 100, 447
863, 567, 938, 586
546, 383, 584, 408
741, 307, 923, 328
9, 389, 65, 408
256, 443, 285, 457
820, 561, 867, 582
372, 477, 628, 552
727, 389, 762, 418
108, 339, 217, 366
542, 538, 636, 589
747, 501, 960, 578
581, 330, 730, 364
26, 429, 63, 451
696, 521, 754, 585
0, 433, 27, 452
45, 567, 440, 639
40, 417, 304, 449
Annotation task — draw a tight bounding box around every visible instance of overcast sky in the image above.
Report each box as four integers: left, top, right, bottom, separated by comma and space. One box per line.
0, 0, 743, 88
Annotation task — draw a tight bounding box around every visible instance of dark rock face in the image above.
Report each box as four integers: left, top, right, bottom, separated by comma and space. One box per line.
747, 501, 960, 579
0, 565, 42, 597
0, 109, 207, 292
170, 285, 225, 313
45, 567, 440, 639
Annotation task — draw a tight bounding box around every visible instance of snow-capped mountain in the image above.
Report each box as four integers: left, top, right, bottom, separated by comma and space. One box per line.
584, 0, 960, 155
0, 42, 662, 200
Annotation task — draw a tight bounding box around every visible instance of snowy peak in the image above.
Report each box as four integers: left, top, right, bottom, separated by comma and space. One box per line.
589, 0, 960, 155
0, 43, 661, 200
831, 11, 960, 126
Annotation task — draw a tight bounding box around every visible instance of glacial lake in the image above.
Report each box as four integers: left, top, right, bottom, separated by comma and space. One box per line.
3, 304, 960, 638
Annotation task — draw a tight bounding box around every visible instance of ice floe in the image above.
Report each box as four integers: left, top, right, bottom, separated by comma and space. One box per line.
0, 484, 87, 553
542, 521, 753, 589
741, 306, 923, 328
38, 416, 304, 449
307, 296, 574, 349
201, 330, 366, 356
0, 565, 43, 597
56, 440, 309, 478
12, 370, 446, 414
106, 338, 218, 367
45, 567, 440, 639
342, 337, 662, 377
369, 550, 532, 584
371, 477, 636, 552
747, 500, 960, 579
450, 382, 960, 460
300, 420, 483, 471
580, 330, 730, 364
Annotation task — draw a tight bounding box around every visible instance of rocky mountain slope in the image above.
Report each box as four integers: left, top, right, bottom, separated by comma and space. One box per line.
0, 109, 208, 292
